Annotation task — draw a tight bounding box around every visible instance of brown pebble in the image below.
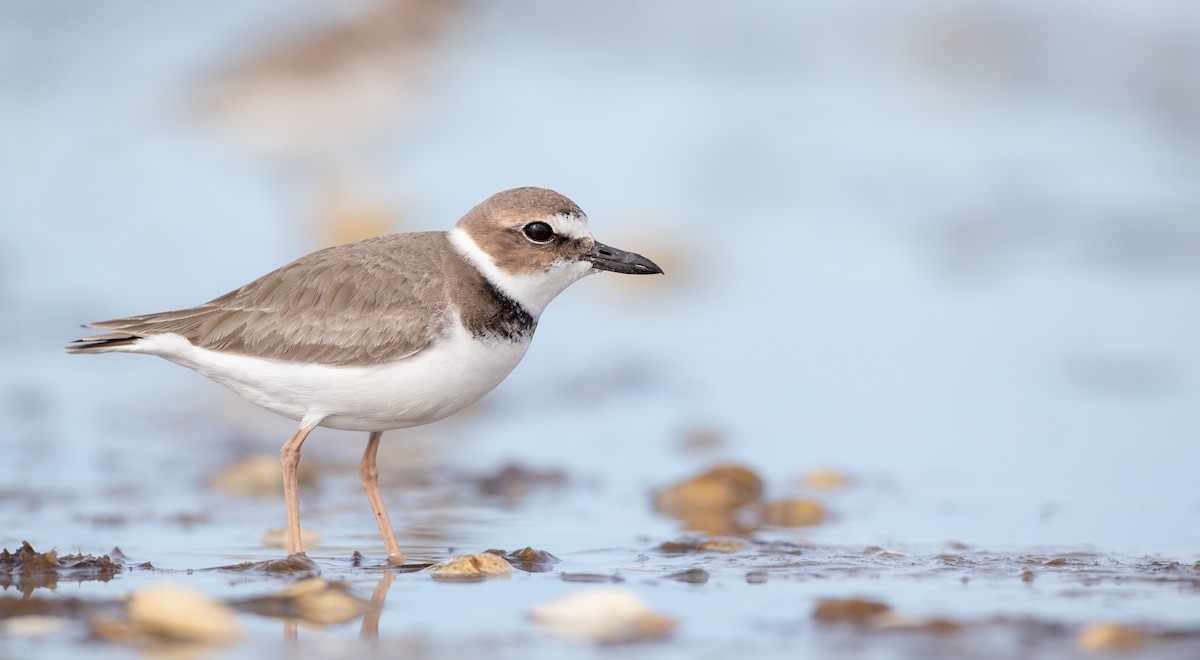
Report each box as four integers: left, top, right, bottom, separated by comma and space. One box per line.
759, 499, 825, 527
745, 571, 768, 584
697, 538, 750, 553
1077, 622, 1144, 651
803, 469, 851, 490
653, 465, 763, 515
924, 618, 963, 634
666, 568, 709, 584
813, 598, 891, 624
500, 547, 561, 573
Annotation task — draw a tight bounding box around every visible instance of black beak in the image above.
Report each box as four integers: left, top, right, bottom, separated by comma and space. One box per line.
585, 241, 664, 275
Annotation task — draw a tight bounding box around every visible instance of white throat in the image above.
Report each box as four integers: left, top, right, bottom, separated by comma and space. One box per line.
448, 226, 594, 317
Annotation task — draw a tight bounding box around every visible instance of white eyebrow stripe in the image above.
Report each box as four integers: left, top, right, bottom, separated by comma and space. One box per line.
547, 212, 592, 241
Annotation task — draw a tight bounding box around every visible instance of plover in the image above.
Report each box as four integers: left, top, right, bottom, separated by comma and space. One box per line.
67, 187, 662, 565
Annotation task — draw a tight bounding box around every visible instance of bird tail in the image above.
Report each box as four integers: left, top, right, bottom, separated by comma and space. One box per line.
65, 330, 145, 354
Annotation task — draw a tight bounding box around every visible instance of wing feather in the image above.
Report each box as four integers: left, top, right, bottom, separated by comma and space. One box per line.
73, 232, 453, 366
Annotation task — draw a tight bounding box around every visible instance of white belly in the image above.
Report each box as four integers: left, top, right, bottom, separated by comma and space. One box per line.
131, 324, 531, 432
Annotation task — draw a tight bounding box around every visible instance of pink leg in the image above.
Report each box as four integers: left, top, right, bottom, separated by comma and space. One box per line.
280, 425, 314, 557
359, 431, 404, 565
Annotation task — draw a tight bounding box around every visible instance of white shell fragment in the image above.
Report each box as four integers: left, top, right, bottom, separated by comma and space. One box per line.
529, 588, 676, 643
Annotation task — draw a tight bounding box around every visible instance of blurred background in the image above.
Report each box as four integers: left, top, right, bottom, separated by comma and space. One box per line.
1, 0, 1198, 566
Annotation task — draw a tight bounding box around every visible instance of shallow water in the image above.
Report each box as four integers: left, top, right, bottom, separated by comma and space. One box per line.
2, 0, 1199, 658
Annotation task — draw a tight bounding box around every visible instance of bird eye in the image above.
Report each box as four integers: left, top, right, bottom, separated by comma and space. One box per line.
522, 221, 555, 243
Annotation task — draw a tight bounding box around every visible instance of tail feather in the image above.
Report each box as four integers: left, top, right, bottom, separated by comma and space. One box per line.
65, 331, 145, 354
67, 309, 210, 354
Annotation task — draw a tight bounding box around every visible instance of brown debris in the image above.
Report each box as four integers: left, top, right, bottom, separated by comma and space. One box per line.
207, 555, 321, 577
0, 542, 123, 594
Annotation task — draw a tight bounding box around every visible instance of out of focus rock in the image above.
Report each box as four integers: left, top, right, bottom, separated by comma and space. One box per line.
260, 527, 323, 550
529, 588, 676, 643
872, 612, 964, 634
196, 0, 455, 159
1077, 622, 1144, 651
922, 618, 964, 634
428, 553, 512, 579
210, 455, 317, 497
93, 585, 240, 645
0, 615, 68, 637
653, 465, 763, 533
233, 578, 371, 626
562, 573, 625, 584
803, 468, 851, 490
813, 598, 891, 625
657, 538, 749, 554
665, 568, 709, 584
654, 465, 763, 514
759, 499, 826, 527
680, 427, 722, 451
746, 572, 769, 584
474, 463, 568, 499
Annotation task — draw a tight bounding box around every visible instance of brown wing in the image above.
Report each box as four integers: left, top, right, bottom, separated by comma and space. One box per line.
70, 232, 453, 366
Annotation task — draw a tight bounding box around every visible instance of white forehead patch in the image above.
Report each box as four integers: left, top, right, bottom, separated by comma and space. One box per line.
546, 212, 592, 241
